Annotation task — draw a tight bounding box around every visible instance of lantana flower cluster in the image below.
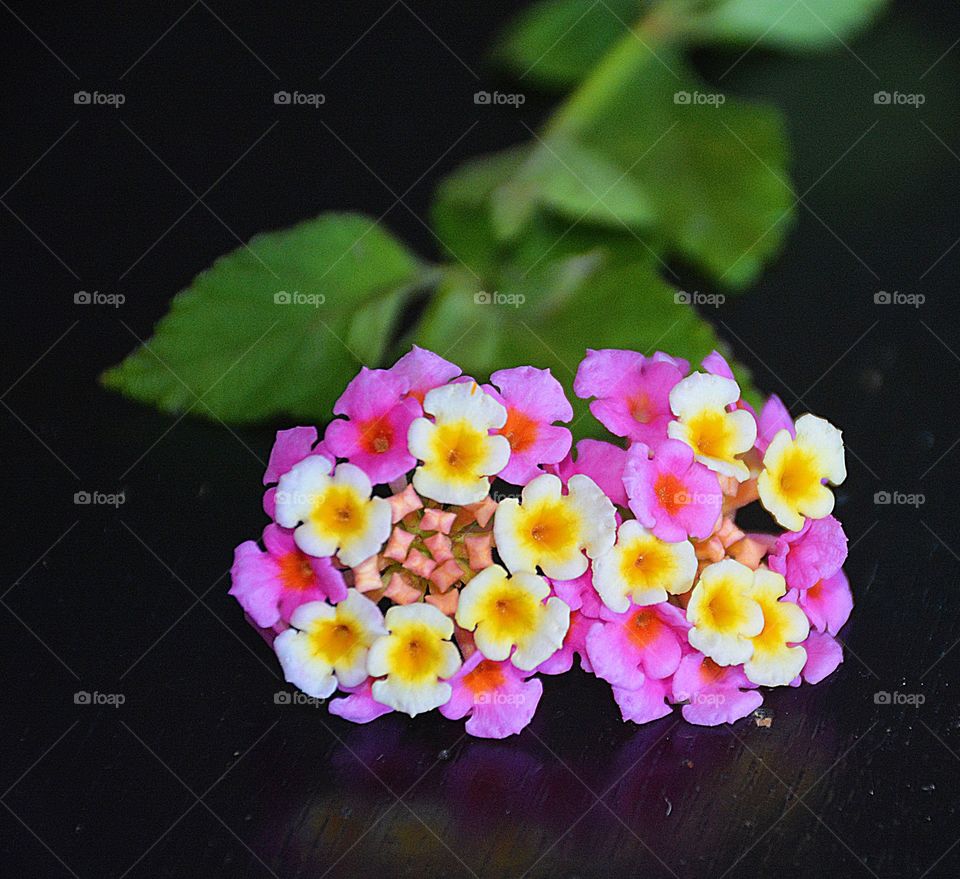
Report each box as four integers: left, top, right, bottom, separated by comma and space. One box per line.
229, 346, 852, 738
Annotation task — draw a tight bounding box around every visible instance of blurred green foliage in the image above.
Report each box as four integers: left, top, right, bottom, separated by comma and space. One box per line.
104, 0, 887, 431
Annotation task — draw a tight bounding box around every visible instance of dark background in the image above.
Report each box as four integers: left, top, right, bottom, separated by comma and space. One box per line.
2, 2, 959, 877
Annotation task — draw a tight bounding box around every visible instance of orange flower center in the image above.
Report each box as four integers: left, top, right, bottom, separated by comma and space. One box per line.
278, 551, 316, 591
359, 417, 394, 455
463, 659, 506, 695
498, 407, 539, 454
654, 472, 687, 516
626, 609, 664, 649
630, 393, 654, 424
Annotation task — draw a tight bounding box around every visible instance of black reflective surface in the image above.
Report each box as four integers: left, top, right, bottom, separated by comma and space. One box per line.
2, 2, 959, 877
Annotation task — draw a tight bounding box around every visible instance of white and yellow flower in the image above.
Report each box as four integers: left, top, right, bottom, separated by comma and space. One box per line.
275, 457, 391, 567
408, 382, 511, 505
456, 565, 570, 669
743, 568, 810, 687
667, 372, 757, 481
494, 473, 616, 580
592, 519, 697, 613
274, 590, 387, 698
367, 603, 462, 716
686, 558, 764, 665
757, 414, 846, 531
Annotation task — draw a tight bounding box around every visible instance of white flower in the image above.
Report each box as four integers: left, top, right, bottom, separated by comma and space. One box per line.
407, 382, 510, 504
275, 458, 391, 567
274, 591, 387, 698
494, 473, 615, 580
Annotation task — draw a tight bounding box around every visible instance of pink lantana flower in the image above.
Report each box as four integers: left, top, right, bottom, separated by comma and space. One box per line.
786, 569, 852, 635
262, 427, 334, 519
622, 439, 722, 541
671, 652, 762, 726
439, 651, 543, 738
586, 601, 689, 688
229, 525, 347, 628
573, 349, 685, 447
768, 515, 848, 591
483, 366, 573, 484
329, 678, 394, 723
611, 676, 673, 725
389, 346, 461, 403
324, 367, 421, 485
549, 439, 629, 507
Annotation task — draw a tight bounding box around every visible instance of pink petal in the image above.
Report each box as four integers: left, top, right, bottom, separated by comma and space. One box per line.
330, 679, 394, 723
263, 427, 322, 485
756, 394, 795, 454
768, 516, 848, 590
801, 631, 843, 684
550, 439, 629, 507
390, 346, 461, 402
611, 677, 673, 724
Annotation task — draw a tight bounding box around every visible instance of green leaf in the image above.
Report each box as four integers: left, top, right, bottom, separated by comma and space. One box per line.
490, 133, 656, 239
409, 246, 756, 439
102, 213, 425, 423
490, 0, 641, 90
685, 0, 888, 53
525, 38, 795, 288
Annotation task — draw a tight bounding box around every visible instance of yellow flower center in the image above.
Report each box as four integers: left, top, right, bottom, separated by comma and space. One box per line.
701, 581, 746, 633
429, 419, 487, 482
618, 537, 675, 589
775, 446, 820, 505
517, 499, 581, 560
687, 410, 732, 460
386, 624, 445, 683
309, 617, 362, 664
475, 581, 539, 643
310, 485, 368, 541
